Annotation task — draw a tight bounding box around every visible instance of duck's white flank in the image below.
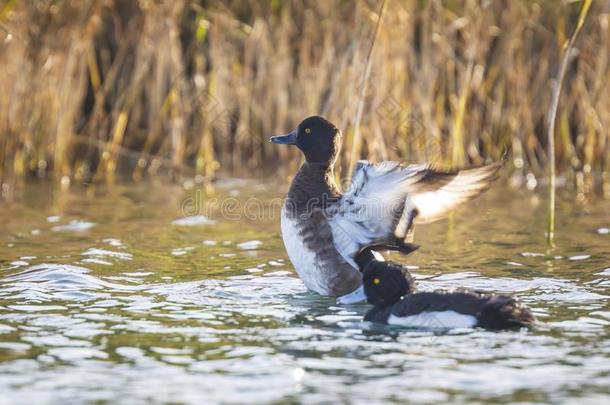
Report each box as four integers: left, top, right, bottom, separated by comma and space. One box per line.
281, 207, 329, 295
336, 285, 366, 304
387, 310, 477, 329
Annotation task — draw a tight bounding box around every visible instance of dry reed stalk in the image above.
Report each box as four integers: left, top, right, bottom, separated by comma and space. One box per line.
0, 0, 607, 197
347, 0, 387, 179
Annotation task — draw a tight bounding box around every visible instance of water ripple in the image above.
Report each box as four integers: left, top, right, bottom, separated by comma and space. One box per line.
0, 184, 609, 404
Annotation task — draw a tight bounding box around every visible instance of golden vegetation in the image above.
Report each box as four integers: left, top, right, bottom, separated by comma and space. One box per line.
0, 0, 608, 196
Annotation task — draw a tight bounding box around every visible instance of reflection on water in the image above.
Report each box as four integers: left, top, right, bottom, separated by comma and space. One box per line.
0, 180, 609, 404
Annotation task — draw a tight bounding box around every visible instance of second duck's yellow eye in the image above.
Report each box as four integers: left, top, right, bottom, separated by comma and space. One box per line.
305, 128, 311, 134
373, 278, 380, 285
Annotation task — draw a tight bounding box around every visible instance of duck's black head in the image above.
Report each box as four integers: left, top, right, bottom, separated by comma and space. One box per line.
362, 261, 415, 307
270, 116, 340, 165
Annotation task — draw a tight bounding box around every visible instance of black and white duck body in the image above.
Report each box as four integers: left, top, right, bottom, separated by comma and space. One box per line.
362, 261, 536, 330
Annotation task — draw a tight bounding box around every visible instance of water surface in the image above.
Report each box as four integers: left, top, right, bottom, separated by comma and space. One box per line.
1, 179, 609, 404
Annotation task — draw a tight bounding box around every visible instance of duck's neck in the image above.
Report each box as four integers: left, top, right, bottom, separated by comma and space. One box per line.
286, 162, 340, 214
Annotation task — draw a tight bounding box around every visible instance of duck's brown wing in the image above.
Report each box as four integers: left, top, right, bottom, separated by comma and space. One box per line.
328, 159, 503, 268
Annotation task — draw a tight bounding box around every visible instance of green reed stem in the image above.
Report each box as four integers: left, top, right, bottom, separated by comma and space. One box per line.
546, 0, 592, 246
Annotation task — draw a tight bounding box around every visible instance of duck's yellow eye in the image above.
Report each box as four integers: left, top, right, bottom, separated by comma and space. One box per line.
305, 128, 311, 134
373, 278, 380, 285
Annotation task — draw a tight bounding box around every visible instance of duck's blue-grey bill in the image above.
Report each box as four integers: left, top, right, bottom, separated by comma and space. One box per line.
269, 129, 297, 145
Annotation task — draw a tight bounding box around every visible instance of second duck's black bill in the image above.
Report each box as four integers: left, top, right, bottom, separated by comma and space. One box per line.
269, 129, 297, 145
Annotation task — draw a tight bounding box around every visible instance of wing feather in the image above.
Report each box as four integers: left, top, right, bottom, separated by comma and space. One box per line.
409, 161, 502, 224
328, 158, 502, 267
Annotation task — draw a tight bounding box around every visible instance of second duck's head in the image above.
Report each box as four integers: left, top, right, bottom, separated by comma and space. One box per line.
270, 116, 340, 165
362, 261, 416, 307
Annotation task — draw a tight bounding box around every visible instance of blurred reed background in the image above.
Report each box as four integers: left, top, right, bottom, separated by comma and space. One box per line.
0, 0, 609, 197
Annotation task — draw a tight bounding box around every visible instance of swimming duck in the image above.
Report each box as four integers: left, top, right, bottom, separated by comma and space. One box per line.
362, 261, 535, 330
270, 116, 503, 303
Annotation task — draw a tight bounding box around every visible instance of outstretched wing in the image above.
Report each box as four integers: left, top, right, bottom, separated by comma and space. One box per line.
328, 159, 502, 268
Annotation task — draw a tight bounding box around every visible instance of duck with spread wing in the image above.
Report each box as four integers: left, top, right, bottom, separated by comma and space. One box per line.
270, 116, 503, 303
